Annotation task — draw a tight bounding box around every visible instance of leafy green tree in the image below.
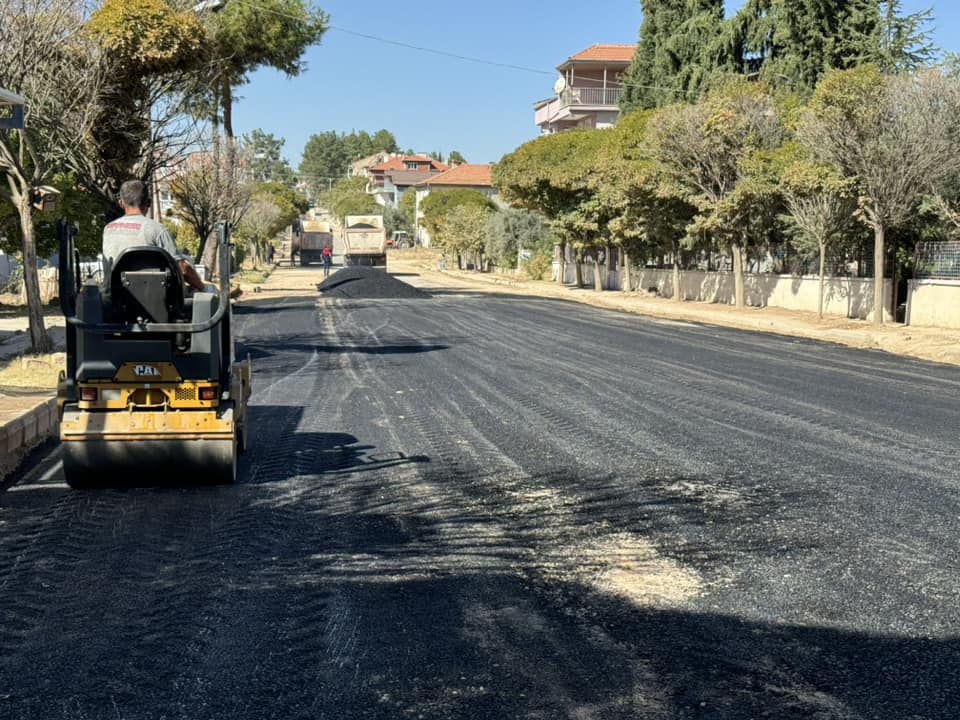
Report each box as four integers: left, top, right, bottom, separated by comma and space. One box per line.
252, 182, 303, 227
620, 0, 725, 112
371, 129, 399, 154
300, 128, 400, 194
779, 148, 859, 318
447, 151, 467, 166
319, 176, 378, 222
800, 65, 960, 324
871, 0, 936, 73
398, 188, 417, 230
84, 0, 207, 205
165, 218, 199, 258
484, 207, 553, 269
383, 205, 411, 239
0, 173, 105, 259
343, 130, 374, 161
438, 204, 492, 268
203, 0, 328, 140
235, 197, 282, 268
300, 131, 348, 194
243, 129, 295, 185
722, 0, 883, 93
495, 130, 608, 286
420, 188, 497, 243
599, 109, 695, 298
334, 193, 379, 219
647, 80, 786, 308
722, 1, 933, 91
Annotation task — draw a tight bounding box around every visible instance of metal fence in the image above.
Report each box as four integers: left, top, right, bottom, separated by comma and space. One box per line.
915, 241, 960, 280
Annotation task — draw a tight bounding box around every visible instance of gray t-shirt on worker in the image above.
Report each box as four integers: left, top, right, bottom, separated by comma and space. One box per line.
102, 213, 180, 265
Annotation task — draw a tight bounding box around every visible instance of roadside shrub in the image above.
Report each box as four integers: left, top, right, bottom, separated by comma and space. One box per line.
522, 250, 552, 280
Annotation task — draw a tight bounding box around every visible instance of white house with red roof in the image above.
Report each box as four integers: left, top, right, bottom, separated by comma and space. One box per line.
367, 154, 449, 206
534, 44, 636, 134
413, 164, 499, 246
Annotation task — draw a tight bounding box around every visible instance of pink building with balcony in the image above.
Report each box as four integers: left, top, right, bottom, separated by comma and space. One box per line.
534, 44, 636, 134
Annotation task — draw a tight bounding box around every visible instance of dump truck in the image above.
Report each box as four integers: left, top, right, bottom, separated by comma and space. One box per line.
342, 215, 386, 268
294, 219, 333, 266
56, 220, 251, 488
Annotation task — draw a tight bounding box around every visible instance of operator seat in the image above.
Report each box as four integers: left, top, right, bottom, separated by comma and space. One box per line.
107, 246, 186, 324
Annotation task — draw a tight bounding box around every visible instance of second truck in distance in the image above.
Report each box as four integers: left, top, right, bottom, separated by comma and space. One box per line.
295, 219, 334, 266
342, 215, 386, 269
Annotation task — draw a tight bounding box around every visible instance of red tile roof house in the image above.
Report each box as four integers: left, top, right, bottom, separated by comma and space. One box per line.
413, 164, 500, 247
534, 43, 636, 134
368, 154, 448, 206
348, 151, 394, 179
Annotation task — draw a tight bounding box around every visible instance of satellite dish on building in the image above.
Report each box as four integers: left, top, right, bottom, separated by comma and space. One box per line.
554, 76, 567, 95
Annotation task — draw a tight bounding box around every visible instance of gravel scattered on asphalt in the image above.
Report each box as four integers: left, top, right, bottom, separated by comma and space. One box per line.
317, 266, 431, 299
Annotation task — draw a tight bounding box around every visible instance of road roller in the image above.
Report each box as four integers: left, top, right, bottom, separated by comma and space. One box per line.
56, 220, 251, 488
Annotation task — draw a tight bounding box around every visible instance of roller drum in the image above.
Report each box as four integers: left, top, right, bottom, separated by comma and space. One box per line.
62, 436, 236, 488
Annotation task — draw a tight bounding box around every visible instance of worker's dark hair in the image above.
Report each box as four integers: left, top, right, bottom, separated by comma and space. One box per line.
119, 179, 150, 209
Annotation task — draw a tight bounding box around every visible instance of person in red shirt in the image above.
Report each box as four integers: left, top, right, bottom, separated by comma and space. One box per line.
322, 245, 332, 277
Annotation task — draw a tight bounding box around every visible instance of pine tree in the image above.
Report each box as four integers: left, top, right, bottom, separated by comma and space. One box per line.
870, 0, 936, 73
725, 1, 935, 92
620, 0, 725, 113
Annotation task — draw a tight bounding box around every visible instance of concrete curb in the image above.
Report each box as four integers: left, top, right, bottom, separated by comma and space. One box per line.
0, 395, 57, 480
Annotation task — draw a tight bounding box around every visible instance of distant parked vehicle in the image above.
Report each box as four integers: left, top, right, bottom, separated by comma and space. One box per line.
389, 230, 411, 249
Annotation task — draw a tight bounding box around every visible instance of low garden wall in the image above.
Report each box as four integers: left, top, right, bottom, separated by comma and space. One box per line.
905, 279, 960, 329
552, 261, 894, 321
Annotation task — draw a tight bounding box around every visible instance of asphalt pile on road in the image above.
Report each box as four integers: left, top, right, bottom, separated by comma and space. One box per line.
317, 267, 431, 300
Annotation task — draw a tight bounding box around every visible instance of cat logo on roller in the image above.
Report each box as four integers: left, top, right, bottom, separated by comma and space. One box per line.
133, 364, 162, 378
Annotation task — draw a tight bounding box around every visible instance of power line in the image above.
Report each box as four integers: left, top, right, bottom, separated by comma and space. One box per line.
229, 0, 690, 97
327, 26, 552, 76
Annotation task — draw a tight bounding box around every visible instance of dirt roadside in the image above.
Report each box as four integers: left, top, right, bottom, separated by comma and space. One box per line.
214, 253, 960, 368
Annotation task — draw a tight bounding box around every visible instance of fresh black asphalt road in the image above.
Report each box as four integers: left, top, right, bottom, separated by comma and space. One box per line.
2, 267, 959, 719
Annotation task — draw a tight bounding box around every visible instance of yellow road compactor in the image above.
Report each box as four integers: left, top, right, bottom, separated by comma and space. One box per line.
56, 221, 251, 488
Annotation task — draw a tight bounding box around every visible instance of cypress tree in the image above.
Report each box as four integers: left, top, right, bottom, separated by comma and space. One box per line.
725, 1, 934, 91
620, 0, 725, 112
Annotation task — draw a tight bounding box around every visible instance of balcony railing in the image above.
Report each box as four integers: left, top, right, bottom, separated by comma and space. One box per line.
560, 86, 621, 108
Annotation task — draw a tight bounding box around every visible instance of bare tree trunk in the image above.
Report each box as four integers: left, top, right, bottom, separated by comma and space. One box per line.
222, 82, 234, 141
673, 258, 681, 302
873, 223, 885, 326
17, 194, 51, 353
731, 242, 745, 308
818, 240, 826, 320
890, 236, 899, 322
203, 230, 220, 280
574, 253, 584, 288
621, 247, 632, 293
593, 253, 603, 292
557, 242, 566, 284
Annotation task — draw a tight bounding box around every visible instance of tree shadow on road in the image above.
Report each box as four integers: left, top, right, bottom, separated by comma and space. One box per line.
2, 457, 957, 719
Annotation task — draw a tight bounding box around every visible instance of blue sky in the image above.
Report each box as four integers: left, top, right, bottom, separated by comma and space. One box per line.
233, 1, 958, 169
